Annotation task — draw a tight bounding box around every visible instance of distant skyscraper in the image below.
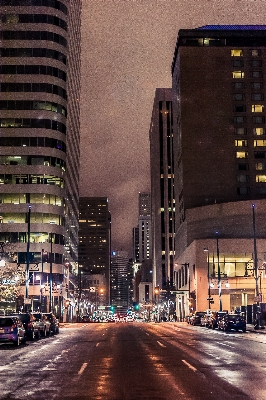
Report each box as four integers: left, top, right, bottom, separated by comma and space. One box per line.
78, 197, 111, 304
110, 250, 131, 314
149, 89, 175, 290
0, 0, 81, 316
133, 192, 151, 263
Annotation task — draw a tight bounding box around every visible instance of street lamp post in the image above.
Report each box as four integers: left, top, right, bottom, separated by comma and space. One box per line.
25, 204, 31, 310
216, 232, 222, 312
204, 248, 211, 309
49, 234, 53, 313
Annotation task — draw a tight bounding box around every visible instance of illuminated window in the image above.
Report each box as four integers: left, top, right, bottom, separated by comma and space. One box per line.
254, 140, 266, 147
252, 105, 264, 112
232, 71, 244, 78
235, 140, 247, 147
236, 152, 248, 158
253, 127, 264, 135
231, 49, 243, 57
256, 163, 265, 170
256, 175, 266, 182
235, 127, 246, 135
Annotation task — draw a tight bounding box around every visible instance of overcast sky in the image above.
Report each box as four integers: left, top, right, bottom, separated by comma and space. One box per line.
79, 0, 265, 255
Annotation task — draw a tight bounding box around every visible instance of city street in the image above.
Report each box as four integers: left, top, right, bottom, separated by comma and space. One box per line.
1, 322, 266, 399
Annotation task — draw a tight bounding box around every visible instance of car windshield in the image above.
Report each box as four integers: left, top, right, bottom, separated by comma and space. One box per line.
0, 317, 14, 327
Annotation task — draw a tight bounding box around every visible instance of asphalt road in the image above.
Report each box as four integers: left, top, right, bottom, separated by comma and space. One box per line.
1, 322, 266, 400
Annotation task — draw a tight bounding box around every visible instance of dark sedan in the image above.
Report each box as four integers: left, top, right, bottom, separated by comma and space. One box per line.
218, 313, 246, 332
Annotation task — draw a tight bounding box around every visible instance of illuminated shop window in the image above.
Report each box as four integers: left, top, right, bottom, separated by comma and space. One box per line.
254, 140, 266, 147
252, 104, 264, 112
253, 127, 265, 135
235, 140, 247, 147
231, 49, 243, 57
236, 152, 248, 158
256, 175, 266, 182
232, 71, 244, 78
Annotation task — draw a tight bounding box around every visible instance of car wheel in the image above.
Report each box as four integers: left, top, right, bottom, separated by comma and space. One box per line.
242, 328, 246, 333
43, 328, 46, 337
35, 330, 40, 340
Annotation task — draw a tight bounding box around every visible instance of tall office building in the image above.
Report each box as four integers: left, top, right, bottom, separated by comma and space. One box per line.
110, 250, 131, 314
78, 197, 111, 305
0, 0, 81, 317
149, 89, 175, 291
171, 26, 266, 315
133, 192, 151, 263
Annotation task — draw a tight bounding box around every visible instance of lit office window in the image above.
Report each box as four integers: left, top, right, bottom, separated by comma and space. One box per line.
232, 71, 244, 78
231, 49, 243, 57
253, 127, 265, 135
252, 105, 264, 112
236, 152, 248, 158
255, 163, 265, 170
251, 49, 260, 57
235, 140, 247, 147
256, 175, 266, 182
254, 140, 266, 147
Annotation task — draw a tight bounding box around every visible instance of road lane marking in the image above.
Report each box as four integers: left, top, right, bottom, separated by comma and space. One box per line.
78, 362, 88, 375
157, 340, 166, 348
182, 359, 197, 372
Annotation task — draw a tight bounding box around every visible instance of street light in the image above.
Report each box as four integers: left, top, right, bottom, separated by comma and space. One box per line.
216, 231, 222, 311
204, 248, 211, 309
25, 204, 31, 307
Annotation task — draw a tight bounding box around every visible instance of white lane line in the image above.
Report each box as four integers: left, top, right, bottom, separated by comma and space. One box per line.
157, 340, 166, 348
78, 362, 88, 375
182, 359, 197, 372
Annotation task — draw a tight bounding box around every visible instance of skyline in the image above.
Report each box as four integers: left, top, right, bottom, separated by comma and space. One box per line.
79, 0, 266, 255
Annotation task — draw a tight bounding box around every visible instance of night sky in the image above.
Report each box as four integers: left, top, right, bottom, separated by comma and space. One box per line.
79, 0, 265, 255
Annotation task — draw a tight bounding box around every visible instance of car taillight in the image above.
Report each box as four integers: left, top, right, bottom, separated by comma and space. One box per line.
28, 322, 32, 329
10, 324, 16, 332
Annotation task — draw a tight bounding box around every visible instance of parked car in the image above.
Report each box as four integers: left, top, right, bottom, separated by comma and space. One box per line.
209, 311, 228, 329
201, 312, 212, 327
43, 313, 59, 334
218, 313, 246, 332
10, 313, 40, 340
190, 311, 205, 326
32, 313, 51, 337
0, 316, 26, 346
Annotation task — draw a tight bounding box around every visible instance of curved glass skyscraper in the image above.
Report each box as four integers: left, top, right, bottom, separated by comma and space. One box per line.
0, 0, 81, 318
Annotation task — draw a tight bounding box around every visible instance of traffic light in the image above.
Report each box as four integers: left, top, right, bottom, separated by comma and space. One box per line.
133, 302, 139, 311
110, 305, 115, 313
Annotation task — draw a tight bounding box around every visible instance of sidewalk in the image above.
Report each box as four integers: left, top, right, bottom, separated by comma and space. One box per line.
247, 324, 266, 333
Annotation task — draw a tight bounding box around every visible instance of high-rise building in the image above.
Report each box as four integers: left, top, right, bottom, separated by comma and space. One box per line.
0, 0, 81, 318
171, 26, 266, 316
110, 250, 131, 314
132, 192, 151, 263
149, 88, 175, 291
78, 197, 111, 305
